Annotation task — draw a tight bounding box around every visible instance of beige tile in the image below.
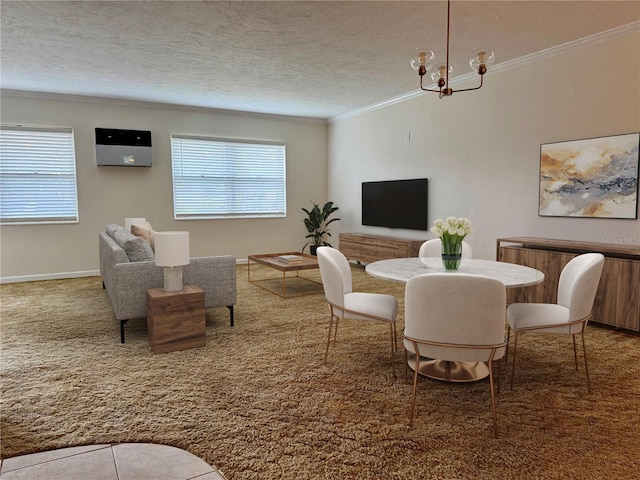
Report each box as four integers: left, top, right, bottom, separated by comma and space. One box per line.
0, 447, 117, 480
112, 443, 214, 480
0, 445, 111, 473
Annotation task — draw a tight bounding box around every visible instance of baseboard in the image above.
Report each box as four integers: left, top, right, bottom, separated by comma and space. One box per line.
1, 270, 101, 284
1, 258, 249, 284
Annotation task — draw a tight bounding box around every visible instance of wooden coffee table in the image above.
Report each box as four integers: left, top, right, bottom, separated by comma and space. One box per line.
247, 252, 322, 298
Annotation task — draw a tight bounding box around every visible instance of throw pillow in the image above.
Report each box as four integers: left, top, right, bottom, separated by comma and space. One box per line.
131, 221, 158, 251
109, 224, 155, 262
106, 223, 124, 239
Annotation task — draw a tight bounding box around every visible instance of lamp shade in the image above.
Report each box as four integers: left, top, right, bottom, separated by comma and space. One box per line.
125, 217, 146, 232
154, 231, 190, 267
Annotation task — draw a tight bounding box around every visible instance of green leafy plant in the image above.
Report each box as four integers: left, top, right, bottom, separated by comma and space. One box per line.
302, 201, 340, 253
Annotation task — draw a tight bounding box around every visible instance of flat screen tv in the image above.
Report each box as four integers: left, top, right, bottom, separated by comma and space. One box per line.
362, 178, 428, 230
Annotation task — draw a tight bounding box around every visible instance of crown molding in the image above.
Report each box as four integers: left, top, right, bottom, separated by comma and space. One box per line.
330, 21, 640, 124
0, 90, 328, 125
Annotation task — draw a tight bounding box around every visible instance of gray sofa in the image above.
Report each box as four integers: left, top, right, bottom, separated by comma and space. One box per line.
99, 224, 237, 343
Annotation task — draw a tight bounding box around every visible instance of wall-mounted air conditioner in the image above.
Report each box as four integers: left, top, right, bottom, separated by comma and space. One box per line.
95, 128, 152, 167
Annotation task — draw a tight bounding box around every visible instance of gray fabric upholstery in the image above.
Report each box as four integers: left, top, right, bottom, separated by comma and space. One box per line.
99, 229, 237, 324
106, 223, 154, 262
105, 223, 123, 238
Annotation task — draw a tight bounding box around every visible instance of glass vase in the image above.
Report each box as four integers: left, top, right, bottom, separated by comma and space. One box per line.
441, 240, 462, 271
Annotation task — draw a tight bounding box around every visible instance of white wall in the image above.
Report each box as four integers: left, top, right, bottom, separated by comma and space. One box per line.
0, 96, 328, 280
329, 32, 640, 260
2, 31, 638, 279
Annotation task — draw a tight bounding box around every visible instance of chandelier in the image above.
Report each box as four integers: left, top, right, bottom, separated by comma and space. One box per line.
410, 0, 494, 98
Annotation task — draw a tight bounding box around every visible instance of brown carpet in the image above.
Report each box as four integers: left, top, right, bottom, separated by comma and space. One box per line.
1, 264, 639, 479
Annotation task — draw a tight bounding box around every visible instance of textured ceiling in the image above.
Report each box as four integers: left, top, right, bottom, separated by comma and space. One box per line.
1, 1, 639, 120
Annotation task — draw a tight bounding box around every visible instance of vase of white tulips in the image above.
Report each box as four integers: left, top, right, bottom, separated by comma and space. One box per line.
431, 217, 472, 271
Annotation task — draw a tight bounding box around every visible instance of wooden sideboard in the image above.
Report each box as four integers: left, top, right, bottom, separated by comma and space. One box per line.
339, 233, 424, 264
497, 237, 640, 332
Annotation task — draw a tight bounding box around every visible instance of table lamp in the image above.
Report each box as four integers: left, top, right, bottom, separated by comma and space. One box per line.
125, 217, 146, 232
154, 231, 190, 292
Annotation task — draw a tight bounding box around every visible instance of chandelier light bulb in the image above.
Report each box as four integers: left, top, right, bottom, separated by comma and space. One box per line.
469, 48, 495, 71
430, 64, 452, 83
410, 48, 435, 72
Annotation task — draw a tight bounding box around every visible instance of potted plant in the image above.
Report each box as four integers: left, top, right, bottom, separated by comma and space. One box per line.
302, 201, 340, 255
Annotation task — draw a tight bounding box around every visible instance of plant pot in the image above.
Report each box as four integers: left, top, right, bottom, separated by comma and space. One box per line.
310, 245, 319, 256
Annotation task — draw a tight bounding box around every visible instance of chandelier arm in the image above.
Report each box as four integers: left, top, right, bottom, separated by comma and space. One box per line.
420, 75, 445, 94
420, 86, 444, 93
452, 85, 483, 94
451, 75, 485, 94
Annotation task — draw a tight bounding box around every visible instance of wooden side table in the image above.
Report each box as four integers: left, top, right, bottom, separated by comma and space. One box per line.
146, 284, 205, 354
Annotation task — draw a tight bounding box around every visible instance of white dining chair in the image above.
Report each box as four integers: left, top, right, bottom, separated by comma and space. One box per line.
506, 253, 605, 392
419, 238, 473, 258
403, 273, 507, 436
316, 246, 399, 377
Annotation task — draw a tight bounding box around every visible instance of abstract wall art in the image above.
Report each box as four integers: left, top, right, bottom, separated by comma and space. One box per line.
539, 132, 639, 219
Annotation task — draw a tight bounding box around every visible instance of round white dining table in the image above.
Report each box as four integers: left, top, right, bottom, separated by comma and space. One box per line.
365, 257, 545, 382
365, 257, 544, 287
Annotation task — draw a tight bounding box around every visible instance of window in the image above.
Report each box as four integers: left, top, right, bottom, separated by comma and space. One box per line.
0, 126, 79, 224
170, 135, 286, 219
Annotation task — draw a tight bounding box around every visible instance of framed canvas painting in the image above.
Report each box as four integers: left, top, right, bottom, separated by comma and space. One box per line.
539, 132, 640, 219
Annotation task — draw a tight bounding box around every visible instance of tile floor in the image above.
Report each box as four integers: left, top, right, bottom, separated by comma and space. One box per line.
0, 443, 226, 480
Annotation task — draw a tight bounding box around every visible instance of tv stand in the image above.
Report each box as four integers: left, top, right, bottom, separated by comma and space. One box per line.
339, 233, 424, 264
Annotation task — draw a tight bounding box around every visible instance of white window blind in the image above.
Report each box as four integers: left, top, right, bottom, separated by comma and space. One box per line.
0, 126, 79, 224
171, 135, 286, 219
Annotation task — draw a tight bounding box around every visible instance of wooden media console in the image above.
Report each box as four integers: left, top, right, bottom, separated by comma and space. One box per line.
339, 233, 424, 264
